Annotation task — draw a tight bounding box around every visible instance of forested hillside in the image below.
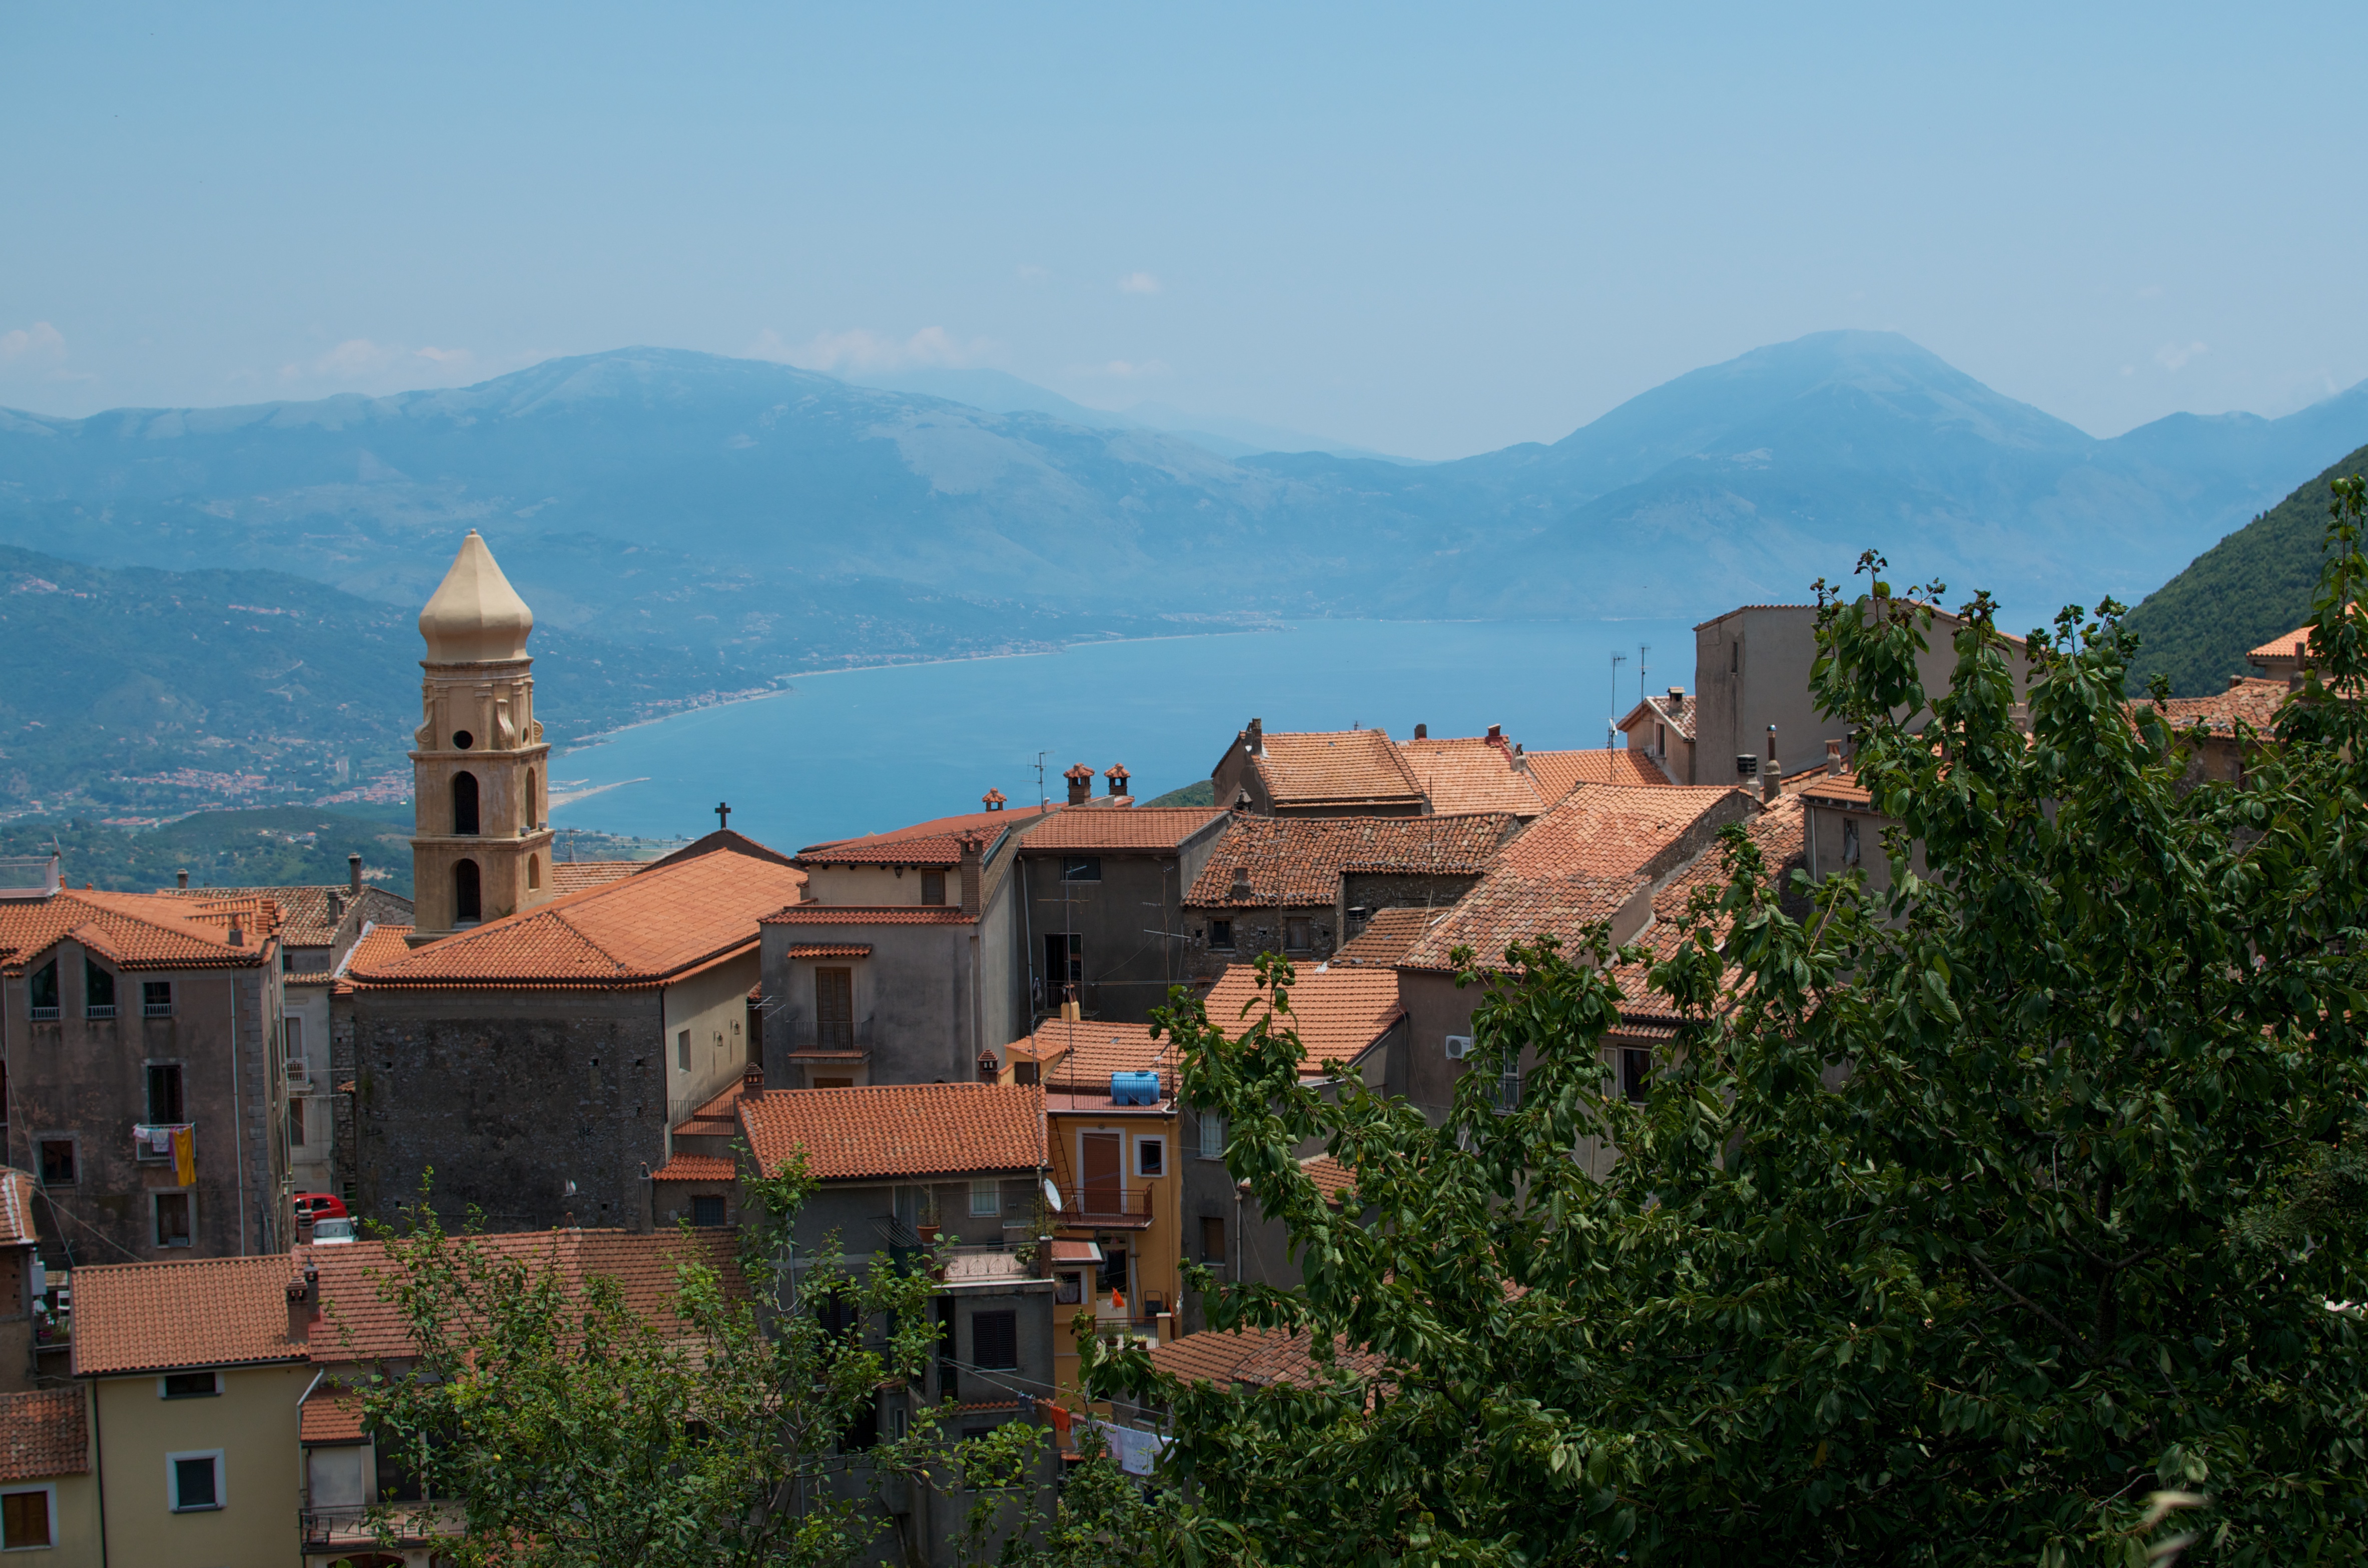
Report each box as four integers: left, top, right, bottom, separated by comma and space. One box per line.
2119, 441, 2368, 696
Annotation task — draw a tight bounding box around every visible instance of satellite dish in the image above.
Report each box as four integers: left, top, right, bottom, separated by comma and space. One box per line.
1043, 1177, 1063, 1212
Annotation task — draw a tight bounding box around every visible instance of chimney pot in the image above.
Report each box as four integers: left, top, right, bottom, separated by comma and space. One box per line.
1668, 686, 1685, 712
1825, 738, 1844, 777
1763, 724, 1781, 804
1063, 763, 1094, 806
977, 1050, 1000, 1084
741, 1063, 765, 1101
1414, 723, 1426, 739
349, 853, 363, 896
1232, 787, 1253, 811
1104, 764, 1130, 797
285, 1272, 316, 1343
176, 869, 189, 890
1486, 723, 1501, 741
1228, 865, 1253, 898
2228, 673, 2244, 690
959, 832, 985, 915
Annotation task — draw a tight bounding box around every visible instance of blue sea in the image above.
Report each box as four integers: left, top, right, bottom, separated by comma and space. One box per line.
545, 618, 1700, 852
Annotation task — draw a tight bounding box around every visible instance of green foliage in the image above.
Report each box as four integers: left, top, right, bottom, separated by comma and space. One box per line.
1143, 780, 1215, 808
0, 806, 416, 894
2119, 443, 2368, 696
1106, 500, 2368, 1563
351, 1160, 956, 1568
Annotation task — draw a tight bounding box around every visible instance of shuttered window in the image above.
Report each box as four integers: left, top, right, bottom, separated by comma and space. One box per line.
972, 1309, 1018, 1370
816, 968, 855, 1051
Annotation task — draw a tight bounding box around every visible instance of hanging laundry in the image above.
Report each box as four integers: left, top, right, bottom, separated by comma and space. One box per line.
171, 1125, 196, 1186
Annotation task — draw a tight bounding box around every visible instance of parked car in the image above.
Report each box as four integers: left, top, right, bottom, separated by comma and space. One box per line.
293, 1192, 348, 1222
310, 1217, 357, 1245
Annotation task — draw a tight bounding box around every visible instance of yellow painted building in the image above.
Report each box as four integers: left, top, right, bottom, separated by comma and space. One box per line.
1003, 1020, 1182, 1398
0, 1388, 99, 1564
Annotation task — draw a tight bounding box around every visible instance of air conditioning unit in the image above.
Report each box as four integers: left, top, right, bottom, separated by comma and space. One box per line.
1443, 1035, 1472, 1060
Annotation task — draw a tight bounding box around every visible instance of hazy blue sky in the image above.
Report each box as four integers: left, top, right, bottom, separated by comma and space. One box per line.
5, 4, 2363, 457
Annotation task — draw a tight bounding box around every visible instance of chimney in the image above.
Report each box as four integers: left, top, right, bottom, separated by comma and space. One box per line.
1414, 723, 1426, 739
981, 788, 1007, 812
1668, 687, 1685, 713
740, 1063, 765, 1102
1763, 725, 1781, 804
977, 1050, 1000, 1084
285, 1265, 318, 1343
2228, 673, 2245, 690
1825, 738, 1844, 777
1486, 723, 1501, 741
1104, 764, 1130, 798
1245, 717, 1263, 755
1064, 763, 1094, 806
349, 853, 363, 896
1228, 865, 1253, 900
1232, 787, 1253, 811
959, 832, 985, 915
227, 917, 244, 948
176, 869, 189, 890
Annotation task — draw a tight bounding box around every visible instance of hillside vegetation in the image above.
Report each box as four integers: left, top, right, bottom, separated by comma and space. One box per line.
2119, 441, 2368, 696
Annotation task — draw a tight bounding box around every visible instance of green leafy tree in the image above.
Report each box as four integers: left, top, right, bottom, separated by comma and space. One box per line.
1098, 488, 2368, 1564
351, 1158, 958, 1568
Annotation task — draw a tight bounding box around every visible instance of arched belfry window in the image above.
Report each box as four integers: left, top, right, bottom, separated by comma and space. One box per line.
528, 854, 541, 891
525, 767, 538, 829
454, 859, 482, 923
453, 771, 480, 836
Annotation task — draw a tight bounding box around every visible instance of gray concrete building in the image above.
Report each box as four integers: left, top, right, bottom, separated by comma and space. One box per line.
1008, 806, 1227, 1026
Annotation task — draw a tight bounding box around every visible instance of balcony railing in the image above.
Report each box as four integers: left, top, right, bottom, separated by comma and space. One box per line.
84, 1005, 116, 1020
27, 1007, 58, 1022
1052, 1186, 1154, 1228
301, 1499, 465, 1547
939, 1244, 1041, 1287
143, 1000, 174, 1018
133, 1122, 192, 1163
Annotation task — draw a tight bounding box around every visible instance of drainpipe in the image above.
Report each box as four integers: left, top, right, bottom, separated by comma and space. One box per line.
229, 968, 249, 1257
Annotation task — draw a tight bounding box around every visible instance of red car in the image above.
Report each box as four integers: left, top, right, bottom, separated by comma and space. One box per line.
293, 1193, 348, 1223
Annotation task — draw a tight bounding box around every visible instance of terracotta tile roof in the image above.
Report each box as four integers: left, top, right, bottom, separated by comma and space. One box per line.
1149, 1325, 1384, 1389
1612, 796, 1808, 1018
738, 1083, 1047, 1182
0, 888, 274, 978
1333, 907, 1450, 966
797, 806, 1053, 868
1618, 691, 1699, 745
1301, 1154, 1357, 1201
1396, 736, 1546, 816
342, 841, 806, 990
337, 921, 416, 980
1796, 768, 1873, 808
300, 1385, 365, 1444
0, 1170, 36, 1247
2246, 621, 2315, 664
1251, 730, 1425, 809
1694, 603, 1816, 629
1398, 873, 1650, 974
1490, 785, 1751, 882
1007, 1020, 1174, 1095
311, 1230, 743, 1363
0, 1389, 87, 1480
674, 1080, 749, 1138
1019, 808, 1228, 853
1049, 1239, 1101, 1264
2154, 677, 2288, 737
73, 1254, 306, 1375
785, 943, 873, 958
651, 1154, 737, 1183
760, 905, 976, 926
549, 860, 648, 894
1202, 964, 1402, 1071
1184, 814, 1513, 908
1525, 748, 1675, 799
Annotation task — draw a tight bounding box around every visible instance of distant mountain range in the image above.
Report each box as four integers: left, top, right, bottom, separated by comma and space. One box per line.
3, 330, 2362, 658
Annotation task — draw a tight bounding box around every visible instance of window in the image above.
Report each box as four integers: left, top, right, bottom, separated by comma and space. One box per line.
451, 729, 474, 751
1061, 856, 1101, 882
282, 948, 295, 973
676, 1029, 691, 1071
161, 1371, 219, 1399
1136, 1137, 1164, 1178
1657, 722, 1667, 753
1285, 918, 1312, 952
1042, 935, 1082, 998
452, 770, 480, 835
1620, 1048, 1652, 1105
920, 871, 946, 906
155, 1191, 193, 1248
1730, 642, 1739, 673
815, 967, 854, 1051
1198, 1112, 1226, 1160
690, 1194, 726, 1227
528, 853, 541, 890
147, 1063, 185, 1123
0, 1487, 51, 1549
1200, 1215, 1225, 1264
1208, 919, 1233, 950
1491, 1069, 1521, 1114
453, 859, 482, 923
1842, 818, 1861, 866
970, 1178, 1000, 1217
36, 1141, 73, 1187
168, 1449, 223, 1511
143, 980, 173, 1018
525, 767, 538, 827
27, 962, 60, 1021
84, 961, 115, 1019
971, 1309, 1018, 1370
288, 1097, 306, 1148
1054, 1271, 1083, 1305
285, 1015, 304, 1073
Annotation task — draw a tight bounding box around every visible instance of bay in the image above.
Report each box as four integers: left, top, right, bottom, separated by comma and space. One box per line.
546, 617, 1701, 851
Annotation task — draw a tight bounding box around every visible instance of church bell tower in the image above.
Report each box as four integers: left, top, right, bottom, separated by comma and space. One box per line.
408, 531, 556, 944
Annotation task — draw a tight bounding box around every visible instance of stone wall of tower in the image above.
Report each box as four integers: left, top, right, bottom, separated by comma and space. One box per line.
409, 659, 556, 939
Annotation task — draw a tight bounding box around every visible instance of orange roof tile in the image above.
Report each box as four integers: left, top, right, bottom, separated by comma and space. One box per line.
0, 1170, 36, 1248
651, 1154, 737, 1183
0, 888, 274, 978
738, 1083, 1046, 1182
1301, 1154, 1357, 1201
1795, 768, 1873, 808
1007, 1020, 1174, 1094
1398, 873, 1649, 973
1251, 730, 1424, 809
300, 1385, 365, 1444
158, 882, 412, 947
549, 860, 648, 895
1524, 748, 1674, 798
1333, 907, 1450, 966
0, 1389, 87, 1480
73, 1254, 306, 1376
1490, 784, 1751, 882
1617, 691, 1699, 745
1185, 814, 1513, 908
342, 840, 806, 990
797, 806, 1052, 867
2246, 621, 2316, 663
1019, 808, 1229, 853
311, 1230, 743, 1363
785, 943, 872, 958
1149, 1324, 1384, 1388
1396, 736, 1546, 816
1611, 796, 1808, 1019
1202, 963, 1402, 1070
761, 905, 976, 926
2154, 677, 2288, 737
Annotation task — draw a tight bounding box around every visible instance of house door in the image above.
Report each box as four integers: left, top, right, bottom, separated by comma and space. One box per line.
815, 967, 854, 1050
1080, 1131, 1122, 1215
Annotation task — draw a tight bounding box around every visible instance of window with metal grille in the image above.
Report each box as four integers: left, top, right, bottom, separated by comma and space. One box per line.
1198, 1113, 1225, 1159
143, 980, 174, 1017
691, 1195, 726, 1227
1490, 1070, 1521, 1115
972, 1309, 1019, 1370
970, 1178, 999, 1216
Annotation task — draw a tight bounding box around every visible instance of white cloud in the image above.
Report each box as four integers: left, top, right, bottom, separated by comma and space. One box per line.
415, 346, 474, 368
1071, 358, 1172, 380
1118, 272, 1162, 295
0, 322, 67, 366
2155, 341, 2208, 372
752, 325, 990, 373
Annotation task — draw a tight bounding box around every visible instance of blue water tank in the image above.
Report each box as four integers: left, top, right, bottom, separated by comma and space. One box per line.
1110, 1070, 1161, 1106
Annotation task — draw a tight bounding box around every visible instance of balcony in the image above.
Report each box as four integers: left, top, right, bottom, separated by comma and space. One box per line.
133, 1123, 192, 1164
939, 1244, 1044, 1289
285, 1059, 311, 1088
1052, 1186, 1154, 1230
84, 1005, 116, 1021
143, 1000, 174, 1019
301, 1499, 465, 1550
27, 1007, 58, 1022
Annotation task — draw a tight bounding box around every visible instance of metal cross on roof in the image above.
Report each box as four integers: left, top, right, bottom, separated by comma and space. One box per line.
714, 801, 731, 830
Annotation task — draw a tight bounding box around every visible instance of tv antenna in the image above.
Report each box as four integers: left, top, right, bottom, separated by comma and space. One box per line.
1638, 644, 1650, 704
1034, 752, 1048, 812
1608, 652, 1627, 749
